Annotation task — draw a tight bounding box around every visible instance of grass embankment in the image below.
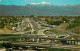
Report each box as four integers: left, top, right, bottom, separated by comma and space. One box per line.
42, 48, 77, 51
0, 44, 4, 48
56, 23, 80, 34
50, 28, 70, 35
67, 18, 80, 34
0, 25, 13, 33
53, 18, 80, 39
44, 17, 80, 34
70, 35, 80, 39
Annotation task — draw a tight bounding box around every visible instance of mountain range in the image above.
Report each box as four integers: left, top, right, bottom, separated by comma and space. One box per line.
0, 2, 80, 16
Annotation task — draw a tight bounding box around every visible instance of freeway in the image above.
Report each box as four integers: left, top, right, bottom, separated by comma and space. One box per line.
29, 18, 41, 30
29, 18, 45, 35
27, 18, 35, 32
0, 41, 55, 48
12, 42, 55, 48
0, 33, 66, 37
0, 36, 80, 41
1, 41, 80, 50
0, 18, 50, 35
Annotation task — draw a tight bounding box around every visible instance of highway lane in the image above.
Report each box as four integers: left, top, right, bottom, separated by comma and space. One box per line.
27, 18, 35, 32
12, 42, 54, 48
29, 18, 41, 30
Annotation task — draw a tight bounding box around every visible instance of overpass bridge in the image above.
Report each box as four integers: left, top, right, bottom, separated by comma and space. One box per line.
12, 42, 54, 48
0, 33, 80, 46
2, 42, 54, 48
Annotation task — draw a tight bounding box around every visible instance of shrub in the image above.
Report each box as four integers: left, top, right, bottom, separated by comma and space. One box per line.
67, 18, 80, 29
0, 23, 5, 28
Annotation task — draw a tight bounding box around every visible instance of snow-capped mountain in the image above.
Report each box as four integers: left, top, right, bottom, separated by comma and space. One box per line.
0, 2, 80, 16
30, 2, 52, 6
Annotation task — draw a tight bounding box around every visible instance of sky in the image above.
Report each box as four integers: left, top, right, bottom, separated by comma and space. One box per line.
0, 0, 80, 6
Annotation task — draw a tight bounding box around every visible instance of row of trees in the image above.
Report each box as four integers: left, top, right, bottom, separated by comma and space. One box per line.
45, 17, 69, 25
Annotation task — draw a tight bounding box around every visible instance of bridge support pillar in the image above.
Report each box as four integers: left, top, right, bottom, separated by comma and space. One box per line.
77, 40, 78, 45
39, 39, 42, 43
33, 38, 38, 42
74, 41, 76, 45
67, 40, 69, 44
50, 40, 54, 43
20, 35, 22, 42
33, 38, 35, 42
37, 39, 39, 43
70, 41, 73, 45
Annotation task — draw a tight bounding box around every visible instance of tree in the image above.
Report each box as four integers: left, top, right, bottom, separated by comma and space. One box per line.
0, 23, 5, 28
62, 17, 69, 23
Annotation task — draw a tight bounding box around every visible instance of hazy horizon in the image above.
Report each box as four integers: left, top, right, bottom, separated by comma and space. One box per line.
0, 3, 80, 6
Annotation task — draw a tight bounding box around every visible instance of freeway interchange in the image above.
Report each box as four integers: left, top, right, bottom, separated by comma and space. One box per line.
0, 18, 80, 50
